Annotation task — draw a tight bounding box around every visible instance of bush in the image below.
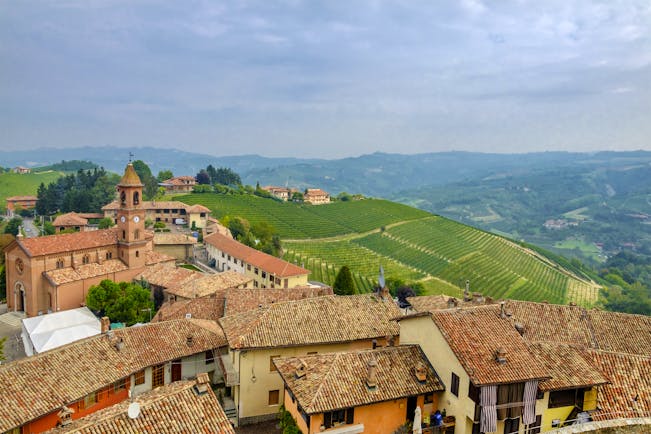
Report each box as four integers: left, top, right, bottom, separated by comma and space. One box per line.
278, 405, 301, 434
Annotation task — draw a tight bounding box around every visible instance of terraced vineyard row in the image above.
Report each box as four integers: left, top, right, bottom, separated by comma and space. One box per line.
176, 193, 428, 239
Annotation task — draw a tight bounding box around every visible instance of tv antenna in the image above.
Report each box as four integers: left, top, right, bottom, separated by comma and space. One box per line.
128, 152, 134, 163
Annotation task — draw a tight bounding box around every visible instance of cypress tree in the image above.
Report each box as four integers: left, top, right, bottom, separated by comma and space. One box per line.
333, 265, 356, 295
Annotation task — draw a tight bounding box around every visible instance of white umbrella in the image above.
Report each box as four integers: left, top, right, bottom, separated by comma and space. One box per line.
413, 406, 422, 434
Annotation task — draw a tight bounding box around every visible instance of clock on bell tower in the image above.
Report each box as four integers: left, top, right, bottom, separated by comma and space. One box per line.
116, 163, 146, 268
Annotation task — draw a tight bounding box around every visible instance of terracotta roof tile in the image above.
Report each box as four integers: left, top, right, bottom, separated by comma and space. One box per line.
204, 232, 309, 277
47, 379, 235, 434
589, 351, 651, 420
219, 294, 401, 350
528, 343, 608, 392
6, 195, 38, 201
187, 204, 211, 213
431, 306, 550, 386
153, 232, 197, 245
408, 294, 495, 312
144, 250, 176, 266
45, 260, 129, 285
160, 176, 196, 186
102, 200, 189, 211
154, 297, 226, 322
586, 310, 651, 355
166, 271, 251, 299
52, 212, 88, 227
224, 286, 333, 316
18, 229, 118, 257
136, 263, 201, 288
275, 345, 444, 414
0, 319, 227, 432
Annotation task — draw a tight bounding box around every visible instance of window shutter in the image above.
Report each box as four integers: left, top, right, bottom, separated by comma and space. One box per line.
346, 408, 354, 425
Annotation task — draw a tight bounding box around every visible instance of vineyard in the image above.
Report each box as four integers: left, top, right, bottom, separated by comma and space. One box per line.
179, 192, 599, 305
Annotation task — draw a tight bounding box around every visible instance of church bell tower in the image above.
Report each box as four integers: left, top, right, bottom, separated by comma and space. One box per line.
116, 163, 146, 268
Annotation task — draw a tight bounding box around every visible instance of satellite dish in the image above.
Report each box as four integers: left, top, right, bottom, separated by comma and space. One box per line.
127, 402, 141, 419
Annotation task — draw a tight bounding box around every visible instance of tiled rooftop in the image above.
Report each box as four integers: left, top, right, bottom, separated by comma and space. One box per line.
45, 260, 129, 285
589, 351, 651, 421
528, 342, 608, 392
118, 163, 144, 186
17, 229, 119, 257
586, 310, 651, 355
153, 232, 197, 245
52, 212, 88, 227
223, 286, 333, 316
154, 297, 226, 322
166, 271, 252, 299
136, 263, 200, 288
204, 232, 309, 277
0, 319, 227, 432
6, 195, 38, 201
144, 250, 176, 266
431, 305, 550, 386
103, 200, 190, 211
408, 294, 495, 312
219, 294, 401, 350
274, 345, 444, 414
187, 204, 211, 213
47, 379, 235, 434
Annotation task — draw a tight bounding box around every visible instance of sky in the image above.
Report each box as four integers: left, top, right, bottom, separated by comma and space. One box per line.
1, 1, 650, 158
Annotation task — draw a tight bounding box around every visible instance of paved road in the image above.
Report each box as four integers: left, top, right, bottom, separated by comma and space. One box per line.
21, 217, 40, 238
0, 304, 26, 363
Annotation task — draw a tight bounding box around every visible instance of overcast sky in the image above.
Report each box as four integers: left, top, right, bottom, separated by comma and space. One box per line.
1, 1, 650, 158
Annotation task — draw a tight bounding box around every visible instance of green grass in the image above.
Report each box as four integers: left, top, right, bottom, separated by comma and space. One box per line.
179, 264, 202, 272
0, 171, 63, 208
179, 192, 599, 305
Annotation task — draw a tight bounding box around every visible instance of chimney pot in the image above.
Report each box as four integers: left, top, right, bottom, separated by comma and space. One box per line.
514, 323, 526, 336
101, 316, 110, 334
495, 347, 507, 364
472, 292, 483, 304
115, 337, 125, 352
447, 297, 457, 308
500, 301, 506, 319
295, 359, 308, 379
414, 362, 427, 382
57, 406, 74, 426
187, 335, 194, 346
366, 356, 378, 389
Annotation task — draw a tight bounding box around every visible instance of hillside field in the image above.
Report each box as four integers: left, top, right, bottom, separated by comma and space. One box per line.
0, 171, 63, 210
177, 192, 600, 305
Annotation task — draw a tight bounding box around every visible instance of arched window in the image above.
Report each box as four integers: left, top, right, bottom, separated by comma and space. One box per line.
56, 258, 64, 269
135, 251, 140, 258
120, 191, 127, 206
122, 230, 126, 240
106, 252, 112, 260
133, 191, 140, 205
134, 229, 140, 240
82, 254, 90, 264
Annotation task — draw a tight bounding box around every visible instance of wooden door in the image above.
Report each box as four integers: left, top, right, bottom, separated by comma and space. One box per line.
171, 359, 182, 382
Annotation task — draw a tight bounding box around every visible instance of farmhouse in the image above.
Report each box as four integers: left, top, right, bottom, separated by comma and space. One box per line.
204, 232, 310, 289
4, 163, 174, 317
51, 212, 104, 233
158, 175, 196, 194
102, 200, 211, 229
13, 166, 31, 174
5, 195, 38, 216
260, 185, 292, 201
304, 188, 330, 205
217, 293, 401, 425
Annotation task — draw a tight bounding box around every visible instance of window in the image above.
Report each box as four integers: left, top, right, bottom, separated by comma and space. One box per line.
270, 355, 280, 372
120, 191, 126, 205
152, 363, 165, 388
261, 271, 266, 279
82, 391, 98, 409
275, 277, 281, 284
228, 255, 231, 261
254, 281, 259, 288
247, 264, 251, 271
113, 377, 127, 393
122, 230, 126, 239
451, 372, 460, 397
134, 229, 140, 239
134, 370, 145, 385
284, 279, 288, 288
471, 422, 481, 434
504, 417, 519, 434
221, 252, 225, 258
549, 388, 581, 408
424, 393, 434, 404
105, 252, 112, 260
468, 382, 480, 403
133, 191, 140, 205
268, 389, 280, 405
56, 258, 64, 269
82, 254, 90, 265
323, 408, 354, 428
525, 415, 542, 434
254, 268, 259, 275
307, 351, 317, 355
205, 350, 215, 364
136, 250, 139, 258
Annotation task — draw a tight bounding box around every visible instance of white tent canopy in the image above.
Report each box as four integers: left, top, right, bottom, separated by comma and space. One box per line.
21, 307, 101, 356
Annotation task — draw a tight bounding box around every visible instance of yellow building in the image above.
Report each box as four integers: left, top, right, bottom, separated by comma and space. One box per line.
102, 201, 210, 229
217, 293, 402, 426
275, 345, 445, 434
204, 232, 310, 289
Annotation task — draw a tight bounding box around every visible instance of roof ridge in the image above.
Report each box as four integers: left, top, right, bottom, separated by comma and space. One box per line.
307, 352, 342, 413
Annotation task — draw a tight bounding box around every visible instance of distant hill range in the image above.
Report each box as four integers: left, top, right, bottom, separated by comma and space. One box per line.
3, 147, 651, 262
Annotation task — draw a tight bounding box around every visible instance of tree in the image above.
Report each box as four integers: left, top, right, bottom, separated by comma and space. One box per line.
86, 280, 154, 326
196, 170, 211, 185
157, 169, 173, 182
132, 160, 158, 199
333, 266, 356, 295
43, 221, 55, 235
228, 217, 251, 240
4, 217, 23, 236
98, 217, 114, 229
0, 336, 6, 362
213, 167, 241, 186
206, 165, 218, 184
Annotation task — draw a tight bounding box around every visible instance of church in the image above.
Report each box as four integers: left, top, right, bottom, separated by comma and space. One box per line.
4, 163, 174, 317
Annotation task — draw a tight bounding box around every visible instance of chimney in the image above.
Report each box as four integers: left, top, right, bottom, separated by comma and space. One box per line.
187, 335, 194, 347
500, 301, 507, 319
485, 296, 494, 305
295, 359, 308, 379
115, 337, 125, 352
195, 372, 211, 395
569, 302, 577, 307
447, 297, 458, 309
495, 347, 507, 364
101, 316, 110, 334
386, 335, 395, 347
472, 292, 483, 304
514, 322, 526, 336
366, 356, 378, 389
57, 406, 74, 426
380, 286, 390, 301
463, 280, 471, 301
414, 362, 427, 383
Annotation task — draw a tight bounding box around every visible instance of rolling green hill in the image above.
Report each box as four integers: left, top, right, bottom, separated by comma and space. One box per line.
177, 192, 599, 305
0, 171, 63, 211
